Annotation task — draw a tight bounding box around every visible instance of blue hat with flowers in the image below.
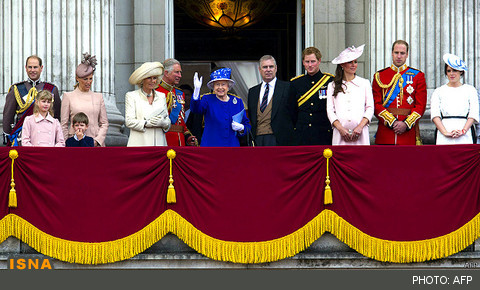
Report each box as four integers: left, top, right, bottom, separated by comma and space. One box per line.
207, 68, 236, 90
443, 53, 468, 71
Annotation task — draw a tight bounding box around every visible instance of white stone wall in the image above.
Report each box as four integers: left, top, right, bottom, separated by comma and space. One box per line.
312, 0, 369, 80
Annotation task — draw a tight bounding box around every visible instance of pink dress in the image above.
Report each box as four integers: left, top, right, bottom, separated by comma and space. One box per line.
21, 113, 65, 147
326, 76, 374, 145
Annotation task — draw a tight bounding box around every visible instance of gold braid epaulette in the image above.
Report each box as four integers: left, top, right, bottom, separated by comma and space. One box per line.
375, 72, 404, 107
374, 72, 400, 89
166, 92, 174, 111
290, 74, 304, 81
13, 85, 37, 114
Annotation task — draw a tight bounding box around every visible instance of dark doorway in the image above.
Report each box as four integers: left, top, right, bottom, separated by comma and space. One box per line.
174, 0, 301, 81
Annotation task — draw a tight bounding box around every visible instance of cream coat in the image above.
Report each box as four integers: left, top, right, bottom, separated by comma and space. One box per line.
125, 89, 170, 146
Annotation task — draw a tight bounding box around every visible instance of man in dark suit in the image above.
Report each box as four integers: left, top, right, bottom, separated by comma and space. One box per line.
247, 55, 294, 146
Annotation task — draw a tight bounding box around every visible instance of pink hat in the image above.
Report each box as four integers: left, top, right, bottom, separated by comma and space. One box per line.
76, 52, 97, 78
331, 45, 365, 65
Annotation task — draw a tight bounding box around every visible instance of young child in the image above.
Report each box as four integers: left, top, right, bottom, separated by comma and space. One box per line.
65, 112, 95, 147
21, 90, 65, 147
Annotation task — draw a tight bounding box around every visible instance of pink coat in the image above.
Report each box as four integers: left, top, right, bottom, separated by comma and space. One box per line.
21, 113, 65, 147
327, 76, 374, 145
61, 88, 109, 146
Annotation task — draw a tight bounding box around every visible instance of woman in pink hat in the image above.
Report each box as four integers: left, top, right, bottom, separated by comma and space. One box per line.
431, 54, 478, 144
326, 45, 374, 145
61, 53, 109, 146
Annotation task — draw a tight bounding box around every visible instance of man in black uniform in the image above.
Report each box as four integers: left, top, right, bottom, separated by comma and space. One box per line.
288, 47, 334, 145
3, 55, 61, 146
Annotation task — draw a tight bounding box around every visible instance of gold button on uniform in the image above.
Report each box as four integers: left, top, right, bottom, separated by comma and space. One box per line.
310, 113, 312, 116
311, 103, 314, 106
309, 124, 312, 127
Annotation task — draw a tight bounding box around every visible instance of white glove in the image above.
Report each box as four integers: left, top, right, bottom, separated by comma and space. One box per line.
157, 116, 171, 130
145, 119, 154, 128
231, 121, 244, 132
193, 72, 203, 101
159, 110, 168, 120
149, 116, 170, 128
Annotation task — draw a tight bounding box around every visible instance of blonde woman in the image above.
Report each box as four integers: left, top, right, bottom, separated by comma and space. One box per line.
125, 62, 171, 146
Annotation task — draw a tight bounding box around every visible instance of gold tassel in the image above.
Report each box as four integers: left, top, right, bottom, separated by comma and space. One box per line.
323, 148, 333, 205
8, 150, 19, 208
166, 149, 177, 204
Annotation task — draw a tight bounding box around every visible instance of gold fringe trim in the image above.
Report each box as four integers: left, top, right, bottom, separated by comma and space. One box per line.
167, 210, 326, 264
0, 210, 479, 264
0, 213, 169, 265
322, 210, 480, 263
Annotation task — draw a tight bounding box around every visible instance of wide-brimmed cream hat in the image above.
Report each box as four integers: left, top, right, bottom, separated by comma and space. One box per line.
443, 53, 468, 71
332, 44, 365, 65
129, 62, 164, 86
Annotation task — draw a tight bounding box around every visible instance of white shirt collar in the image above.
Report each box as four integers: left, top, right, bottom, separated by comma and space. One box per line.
262, 77, 277, 88
34, 113, 55, 123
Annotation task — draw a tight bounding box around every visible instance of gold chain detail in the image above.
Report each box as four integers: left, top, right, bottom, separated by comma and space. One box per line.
15, 86, 37, 114
375, 72, 401, 89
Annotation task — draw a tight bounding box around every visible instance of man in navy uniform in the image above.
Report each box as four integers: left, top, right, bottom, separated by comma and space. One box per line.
288, 47, 334, 145
3, 55, 61, 146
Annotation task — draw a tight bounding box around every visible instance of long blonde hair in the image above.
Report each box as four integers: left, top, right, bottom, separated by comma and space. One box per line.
33, 90, 54, 116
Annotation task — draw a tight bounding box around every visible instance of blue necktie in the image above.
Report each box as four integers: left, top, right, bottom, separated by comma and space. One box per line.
260, 83, 269, 113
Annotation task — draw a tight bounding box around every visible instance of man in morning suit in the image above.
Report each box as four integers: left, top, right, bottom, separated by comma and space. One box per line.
372, 40, 427, 145
3, 55, 61, 146
288, 47, 334, 145
247, 55, 294, 146
156, 58, 196, 146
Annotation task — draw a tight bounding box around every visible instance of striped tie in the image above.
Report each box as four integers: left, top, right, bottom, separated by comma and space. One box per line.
260, 83, 269, 113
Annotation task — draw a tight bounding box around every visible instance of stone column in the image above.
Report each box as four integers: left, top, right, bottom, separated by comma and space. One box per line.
114, 0, 167, 137
0, 0, 128, 146
312, 0, 346, 75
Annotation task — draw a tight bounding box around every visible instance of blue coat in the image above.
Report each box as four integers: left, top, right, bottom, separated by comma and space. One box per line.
191, 93, 250, 147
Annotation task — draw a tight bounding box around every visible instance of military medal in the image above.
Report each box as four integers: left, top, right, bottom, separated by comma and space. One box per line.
406, 85, 414, 95
407, 75, 413, 85
319, 89, 327, 99
407, 96, 414, 104
176, 91, 185, 104
233, 97, 237, 104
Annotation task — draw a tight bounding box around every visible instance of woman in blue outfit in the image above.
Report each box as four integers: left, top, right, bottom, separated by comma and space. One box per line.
191, 68, 251, 147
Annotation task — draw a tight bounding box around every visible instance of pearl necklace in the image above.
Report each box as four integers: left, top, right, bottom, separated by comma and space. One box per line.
142, 89, 153, 97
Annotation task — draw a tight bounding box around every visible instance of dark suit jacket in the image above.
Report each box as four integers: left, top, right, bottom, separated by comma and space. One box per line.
247, 79, 294, 146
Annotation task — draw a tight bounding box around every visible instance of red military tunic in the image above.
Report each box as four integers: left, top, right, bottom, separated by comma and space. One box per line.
372, 64, 427, 145
156, 80, 192, 146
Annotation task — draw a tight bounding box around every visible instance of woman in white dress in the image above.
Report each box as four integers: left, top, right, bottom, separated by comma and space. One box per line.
326, 44, 374, 145
431, 54, 478, 145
